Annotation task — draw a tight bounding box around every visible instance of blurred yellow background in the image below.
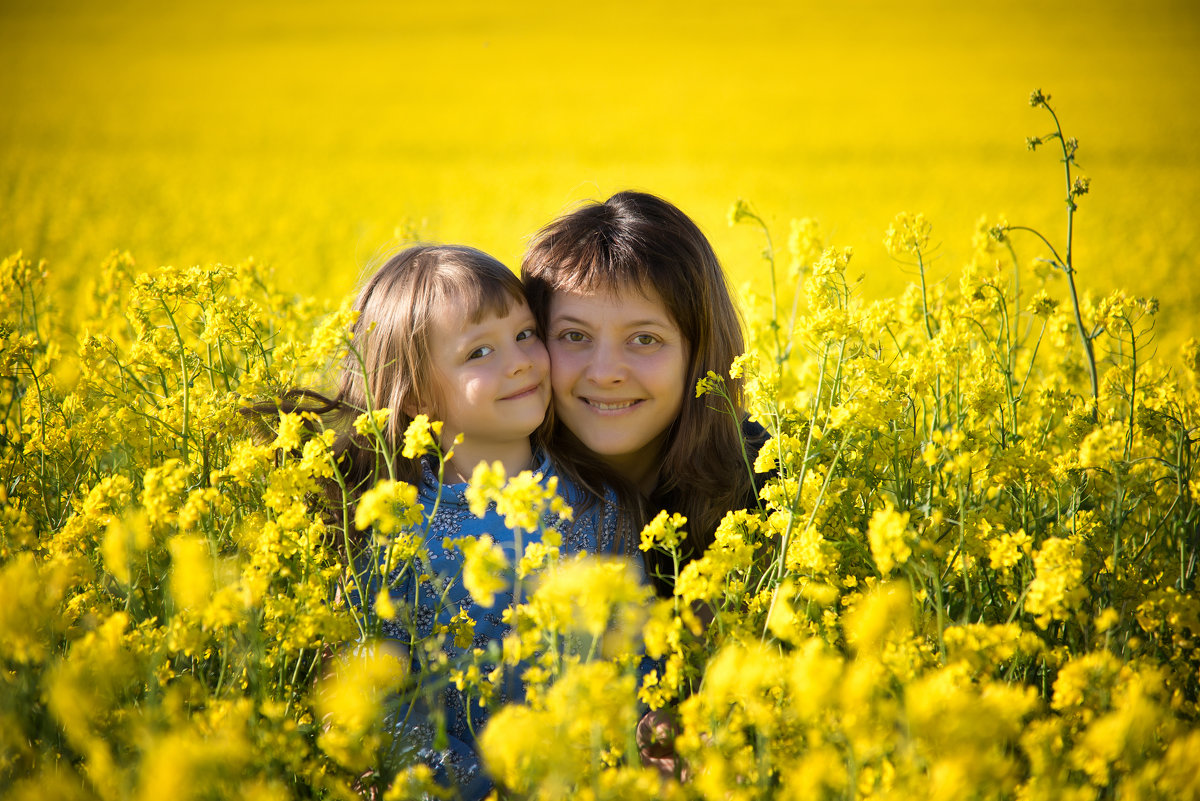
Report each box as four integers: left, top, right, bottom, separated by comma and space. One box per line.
2, 0, 1197, 347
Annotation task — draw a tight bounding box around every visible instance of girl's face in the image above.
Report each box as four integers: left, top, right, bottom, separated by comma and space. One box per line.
547, 283, 688, 490
428, 297, 550, 460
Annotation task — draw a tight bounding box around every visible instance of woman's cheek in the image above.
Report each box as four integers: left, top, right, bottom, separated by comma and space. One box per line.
547, 342, 578, 390
530, 339, 551, 376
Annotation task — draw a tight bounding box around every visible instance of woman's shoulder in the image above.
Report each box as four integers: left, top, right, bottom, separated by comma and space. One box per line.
742, 417, 770, 449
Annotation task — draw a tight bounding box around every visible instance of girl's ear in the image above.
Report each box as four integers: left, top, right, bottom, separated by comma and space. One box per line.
402, 385, 440, 422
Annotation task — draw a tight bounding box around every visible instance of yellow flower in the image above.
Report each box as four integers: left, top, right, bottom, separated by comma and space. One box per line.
298, 428, 338, 479
844, 581, 911, 654
1027, 289, 1060, 318
465, 462, 570, 532
639, 510, 688, 552
401, 413, 442, 459
495, 471, 567, 533
438, 607, 475, 649
1025, 536, 1085, 628
479, 661, 638, 794
353, 407, 391, 438
315, 643, 407, 770
168, 535, 214, 611
221, 439, 273, 486
517, 539, 560, 579
987, 528, 1032, 571
101, 511, 152, 586
453, 534, 509, 608
0, 552, 73, 664
374, 589, 396, 621
353, 479, 422, 535
883, 211, 933, 258
271, 411, 305, 451
727, 198, 753, 226
141, 458, 191, 529
384, 764, 444, 801
766, 580, 803, 644
526, 556, 651, 645
464, 460, 506, 517
788, 217, 823, 277
866, 503, 912, 575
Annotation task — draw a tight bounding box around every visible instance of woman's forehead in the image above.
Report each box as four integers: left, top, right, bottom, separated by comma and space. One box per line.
549, 282, 672, 322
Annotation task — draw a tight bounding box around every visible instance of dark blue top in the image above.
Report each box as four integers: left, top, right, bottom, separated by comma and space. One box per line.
361, 451, 633, 798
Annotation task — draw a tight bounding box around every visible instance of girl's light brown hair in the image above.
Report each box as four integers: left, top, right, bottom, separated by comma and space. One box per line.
521, 191, 752, 572
260, 245, 527, 501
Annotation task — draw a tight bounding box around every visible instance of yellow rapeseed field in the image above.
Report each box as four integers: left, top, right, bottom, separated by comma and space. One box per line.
3, 2, 1200, 799
1, 0, 1197, 347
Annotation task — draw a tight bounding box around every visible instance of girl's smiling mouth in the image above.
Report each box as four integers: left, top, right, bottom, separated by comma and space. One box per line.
501, 383, 543, 401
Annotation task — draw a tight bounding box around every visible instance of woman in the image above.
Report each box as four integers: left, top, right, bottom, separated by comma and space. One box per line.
522, 190, 766, 594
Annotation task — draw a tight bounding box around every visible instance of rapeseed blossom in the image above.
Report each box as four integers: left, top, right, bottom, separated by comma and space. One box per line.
452, 534, 509, 608
639, 510, 688, 552
866, 503, 912, 575
1025, 536, 1086, 627
315, 643, 407, 770
353, 408, 391, 438
465, 460, 571, 532
2, 96, 1199, 798
353, 479, 421, 536
401, 413, 441, 459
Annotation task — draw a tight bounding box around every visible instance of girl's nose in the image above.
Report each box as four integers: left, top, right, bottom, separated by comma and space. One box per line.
508, 343, 535, 376
508, 352, 532, 376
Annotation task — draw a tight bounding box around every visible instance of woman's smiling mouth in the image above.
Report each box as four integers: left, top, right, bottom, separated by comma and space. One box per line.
582, 398, 642, 411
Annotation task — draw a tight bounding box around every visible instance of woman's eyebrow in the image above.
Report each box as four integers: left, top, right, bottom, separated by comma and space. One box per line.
551, 314, 668, 328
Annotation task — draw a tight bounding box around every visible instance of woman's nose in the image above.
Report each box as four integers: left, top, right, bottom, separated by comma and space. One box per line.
585, 340, 626, 384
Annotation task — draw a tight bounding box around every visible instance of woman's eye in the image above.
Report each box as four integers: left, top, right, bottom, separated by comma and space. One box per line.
632, 334, 658, 346
468, 345, 494, 360
560, 330, 587, 343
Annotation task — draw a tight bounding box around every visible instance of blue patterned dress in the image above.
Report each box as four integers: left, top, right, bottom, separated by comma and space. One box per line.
362, 451, 634, 799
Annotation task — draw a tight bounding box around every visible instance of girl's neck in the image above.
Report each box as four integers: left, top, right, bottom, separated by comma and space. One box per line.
445, 438, 535, 484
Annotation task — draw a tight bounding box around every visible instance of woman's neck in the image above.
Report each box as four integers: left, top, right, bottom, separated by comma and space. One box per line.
601, 430, 669, 497
444, 437, 535, 483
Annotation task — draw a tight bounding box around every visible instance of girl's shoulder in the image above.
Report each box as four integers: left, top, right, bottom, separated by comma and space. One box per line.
416, 456, 468, 500
535, 449, 610, 505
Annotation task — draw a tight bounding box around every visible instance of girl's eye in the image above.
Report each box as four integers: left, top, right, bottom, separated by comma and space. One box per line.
468, 345, 494, 360
516, 327, 537, 342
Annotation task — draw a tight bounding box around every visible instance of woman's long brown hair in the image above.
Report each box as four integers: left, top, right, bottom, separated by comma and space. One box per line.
522, 191, 752, 569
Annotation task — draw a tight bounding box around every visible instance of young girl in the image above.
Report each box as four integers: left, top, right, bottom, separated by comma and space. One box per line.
521, 191, 767, 595
275, 245, 619, 798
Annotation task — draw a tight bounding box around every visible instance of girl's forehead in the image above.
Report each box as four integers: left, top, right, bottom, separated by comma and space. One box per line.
434, 285, 529, 321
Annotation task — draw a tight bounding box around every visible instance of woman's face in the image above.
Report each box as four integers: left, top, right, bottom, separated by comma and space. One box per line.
546, 283, 688, 490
